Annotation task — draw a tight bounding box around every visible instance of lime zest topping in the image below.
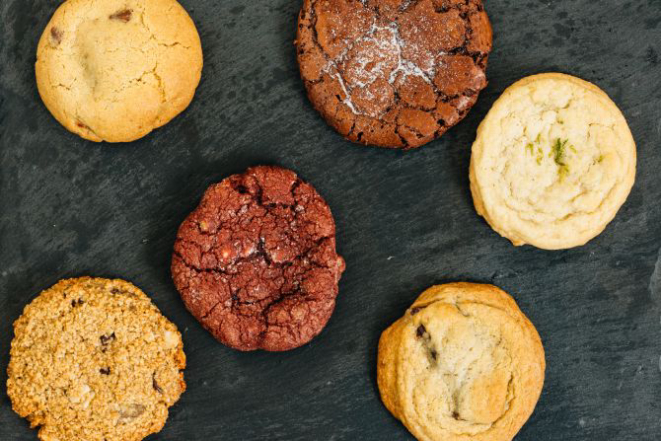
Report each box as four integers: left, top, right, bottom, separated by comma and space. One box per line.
552, 138, 571, 178
526, 133, 544, 163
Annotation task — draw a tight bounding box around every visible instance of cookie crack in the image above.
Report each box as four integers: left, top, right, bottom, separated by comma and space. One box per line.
139, 11, 191, 50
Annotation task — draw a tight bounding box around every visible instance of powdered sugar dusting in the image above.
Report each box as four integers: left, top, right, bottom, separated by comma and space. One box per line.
331, 72, 359, 114
323, 19, 436, 116
387, 23, 437, 85
454, 95, 473, 112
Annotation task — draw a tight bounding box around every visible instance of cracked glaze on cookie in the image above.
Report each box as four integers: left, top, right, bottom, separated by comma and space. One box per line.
296, 0, 493, 149
377, 283, 545, 441
7, 277, 186, 441
171, 166, 346, 352
36, 0, 203, 142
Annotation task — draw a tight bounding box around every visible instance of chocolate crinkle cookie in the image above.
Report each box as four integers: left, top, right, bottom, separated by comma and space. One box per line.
172, 166, 346, 351
296, 0, 493, 149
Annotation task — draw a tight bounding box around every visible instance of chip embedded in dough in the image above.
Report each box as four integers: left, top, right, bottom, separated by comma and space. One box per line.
7, 277, 186, 441
470, 73, 636, 249
377, 283, 545, 441
36, 0, 203, 142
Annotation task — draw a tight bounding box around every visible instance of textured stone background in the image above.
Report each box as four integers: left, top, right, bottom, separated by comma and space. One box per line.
1, 0, 660, 439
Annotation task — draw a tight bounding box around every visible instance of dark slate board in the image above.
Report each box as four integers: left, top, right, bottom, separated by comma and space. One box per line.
1, 0, 661, 439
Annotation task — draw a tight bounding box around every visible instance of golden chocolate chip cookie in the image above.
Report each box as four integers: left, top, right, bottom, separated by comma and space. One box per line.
377, 283, 545, 441
36, 0, 203, 142
470, 73, 636, 249
7, 277, 186, 441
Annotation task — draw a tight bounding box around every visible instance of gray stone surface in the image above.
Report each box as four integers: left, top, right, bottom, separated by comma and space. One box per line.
1, 0, 660, 439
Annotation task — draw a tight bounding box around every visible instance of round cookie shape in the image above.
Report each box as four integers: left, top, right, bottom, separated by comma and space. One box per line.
470, 73, 637, 250
36, 0, 203, 142
296, 0, 493, 149
171, 166, 346, 351
378, 283, 545, 441
7, 277, 186, 441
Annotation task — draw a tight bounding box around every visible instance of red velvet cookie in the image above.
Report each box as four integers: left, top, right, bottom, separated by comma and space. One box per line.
296, 0, 493, 149
171, 166, 345, 351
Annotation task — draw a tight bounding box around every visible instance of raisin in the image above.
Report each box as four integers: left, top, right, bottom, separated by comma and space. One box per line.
153, 374, 164, 394
100, 367, 111, 375
100, 332, 116, 346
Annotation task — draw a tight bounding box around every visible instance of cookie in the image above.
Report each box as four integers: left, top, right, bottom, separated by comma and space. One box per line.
7, 277, 186, 441
171, 166, 345, 351
36, 0, 203, 142
377, 283, 545, 441
470, 73, 637, 249
295, 0, 493, 149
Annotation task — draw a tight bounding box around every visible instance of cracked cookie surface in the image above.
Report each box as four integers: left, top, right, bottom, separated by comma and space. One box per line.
295, 0, 492, 149
377, 283, 545, 441
7, 277, 186, 441
36, 0, 203, 142
470, 73, 637, 250
171, 166, 346, 351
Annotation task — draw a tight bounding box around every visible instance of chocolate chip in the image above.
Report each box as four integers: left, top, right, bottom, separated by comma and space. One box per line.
411, 304, 432, 315
50, 27, 63, 44
416, 324, 426, 338
100, 367, 111, 375
152, 374, 163, 394
109, 9, 132, 22
71, 299, 84, 307
100, 332, 116, 346
430, 349, 438, 360
452, 411, 460, 420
